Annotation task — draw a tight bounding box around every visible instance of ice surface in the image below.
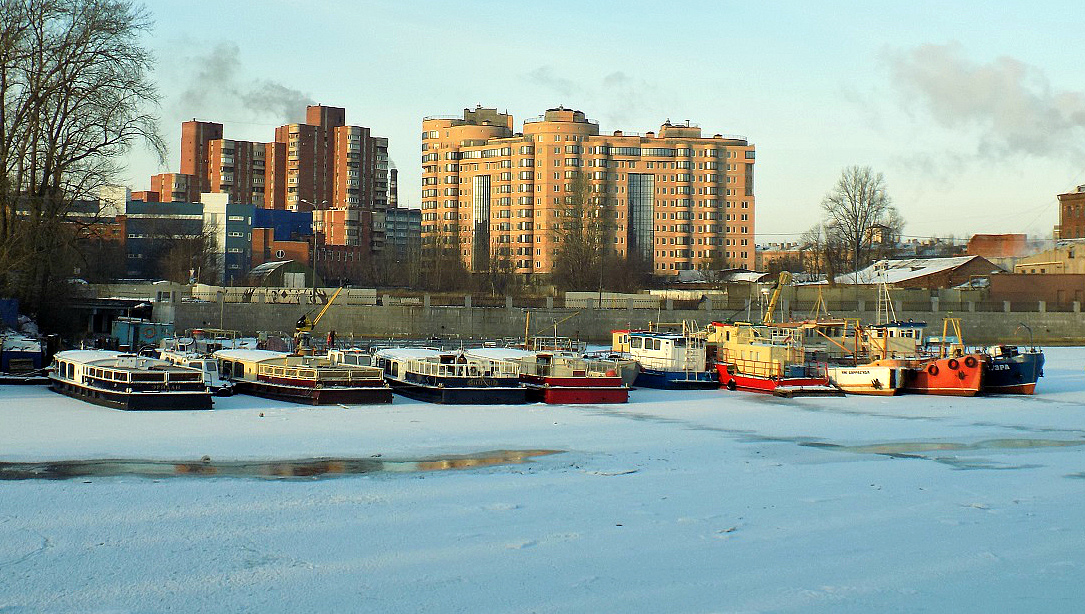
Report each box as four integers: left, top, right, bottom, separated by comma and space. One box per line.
2, 348, 1085, 612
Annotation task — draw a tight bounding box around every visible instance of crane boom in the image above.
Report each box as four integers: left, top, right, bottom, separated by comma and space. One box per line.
763, 271, 791, 325
295, 287, 344, 334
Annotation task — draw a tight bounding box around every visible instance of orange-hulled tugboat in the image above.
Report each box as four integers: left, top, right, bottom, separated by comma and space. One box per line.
865, 319, 985, 396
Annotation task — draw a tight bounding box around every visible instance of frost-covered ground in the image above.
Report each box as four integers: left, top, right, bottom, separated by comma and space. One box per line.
3, 348, 1085, 612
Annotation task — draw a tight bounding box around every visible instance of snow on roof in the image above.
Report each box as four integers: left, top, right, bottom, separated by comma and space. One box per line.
213, 349, 290, 362
2, 334, 42, 353
674, 268, 770, 283
54, 350, 126, 363
373, 347, 442, 360
465, 347, 533, 361
833, 256, 989, 285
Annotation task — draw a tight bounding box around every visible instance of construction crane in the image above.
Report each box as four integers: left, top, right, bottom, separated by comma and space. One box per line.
762, 271, 791, 325
294, 287, 344, 354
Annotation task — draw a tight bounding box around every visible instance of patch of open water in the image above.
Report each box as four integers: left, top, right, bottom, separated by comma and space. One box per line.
0, 450, 563, 481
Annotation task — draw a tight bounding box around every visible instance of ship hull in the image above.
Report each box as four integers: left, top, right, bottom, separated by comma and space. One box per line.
386, 379, 527, 405
717, 364, 840, 396
234, 379, 392, 405
520, 374, 629, 404
900, 355, 984, 396
826, 365, 902, 396
50, 376, 213, 411
634, 368, 719, 390
981, 351, 1044, 395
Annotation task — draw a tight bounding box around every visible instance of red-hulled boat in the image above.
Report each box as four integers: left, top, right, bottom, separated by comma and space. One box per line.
872, 354, 985, 397
716, 360, 839, 397
708, 322, 842, 397
466, 348, 628, 404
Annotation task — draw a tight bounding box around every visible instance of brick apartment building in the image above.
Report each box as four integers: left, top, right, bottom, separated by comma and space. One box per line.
140, 105, 390, 252
421, 106, 755, 278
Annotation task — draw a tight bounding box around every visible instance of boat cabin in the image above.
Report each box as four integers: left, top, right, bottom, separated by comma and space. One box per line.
866, 321, 926, 360
215, 349, 384, 386
52, 350, 206, 392
625, 330, 707, 373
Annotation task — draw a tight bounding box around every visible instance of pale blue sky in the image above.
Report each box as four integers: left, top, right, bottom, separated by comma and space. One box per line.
124, 0, 1085, 242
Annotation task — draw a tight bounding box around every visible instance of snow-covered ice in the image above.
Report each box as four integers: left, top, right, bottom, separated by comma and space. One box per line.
2, 348, 1085, 612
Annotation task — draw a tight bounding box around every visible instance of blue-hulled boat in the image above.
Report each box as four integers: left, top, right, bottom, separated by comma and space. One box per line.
612, 323, 718, 390
981, 345, 1044, 395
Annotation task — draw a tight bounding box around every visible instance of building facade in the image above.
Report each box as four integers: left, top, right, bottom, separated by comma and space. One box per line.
180, 120, 224, 194
142, 105, 390, 255
1014, 239, 1085, 274
385, 207, 421, 257
1056, 186, 1085, 239
421, 106, 755, 278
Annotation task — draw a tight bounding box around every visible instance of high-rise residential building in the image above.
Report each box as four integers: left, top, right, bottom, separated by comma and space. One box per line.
206, 139, 268, 207
143, 104, 390, 259
421, 106, 755, 276
180, 120, 224, 194
271, 105, 389, 248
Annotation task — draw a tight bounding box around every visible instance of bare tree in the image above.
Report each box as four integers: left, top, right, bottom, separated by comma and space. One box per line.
800, 222, 846, 282
0, 0, 163, 322
551, 171, 606, 291
819, 166, 902, 279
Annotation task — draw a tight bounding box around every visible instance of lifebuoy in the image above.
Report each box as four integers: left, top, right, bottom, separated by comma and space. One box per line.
927, 364, 939, 376
947, 358, 960, 370
142, 328, 155, 339
964, 356, 978, 368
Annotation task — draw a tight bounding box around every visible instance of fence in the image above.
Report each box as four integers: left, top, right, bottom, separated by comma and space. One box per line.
92, 283, 1083, 315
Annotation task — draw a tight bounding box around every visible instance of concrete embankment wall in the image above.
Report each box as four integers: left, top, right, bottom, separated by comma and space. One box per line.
164, 301, 1085, 345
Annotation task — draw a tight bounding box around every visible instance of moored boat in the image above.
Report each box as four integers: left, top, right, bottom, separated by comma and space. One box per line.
49, 350, 213, 410
215, 349, 392, 405
826, 364, 903, 396
373, 348, 527, 404
981, 345, 1044, 395
466, 347, 628, 404
708, 321, 840, 396
612, 323, 718, 390
882, 353, 986, 397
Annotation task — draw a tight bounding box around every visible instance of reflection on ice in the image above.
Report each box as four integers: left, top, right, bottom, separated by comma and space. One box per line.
0, 449, 563, 481
808, 438, 1085, 455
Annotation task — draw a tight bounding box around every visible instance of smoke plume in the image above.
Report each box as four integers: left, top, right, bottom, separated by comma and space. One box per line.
177, 43, 313, 123
887, 43, 1085, 160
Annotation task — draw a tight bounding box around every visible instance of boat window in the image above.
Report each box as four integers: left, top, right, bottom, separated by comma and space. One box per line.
631, 337, 643, 349
674, 338, 685, 348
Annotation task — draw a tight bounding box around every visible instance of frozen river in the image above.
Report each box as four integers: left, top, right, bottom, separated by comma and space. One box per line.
2, 348, 1084, 612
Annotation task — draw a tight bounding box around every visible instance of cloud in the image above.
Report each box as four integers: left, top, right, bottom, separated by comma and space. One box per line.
886, 43, 1085, 160
526, 66, 579, 98
521, 67, 666, 130
176, 43, 313, 124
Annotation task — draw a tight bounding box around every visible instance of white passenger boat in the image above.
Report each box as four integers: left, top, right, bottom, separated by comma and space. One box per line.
373, 348, 526, 404
215, 349, 392, 405
49, 350, 213, 410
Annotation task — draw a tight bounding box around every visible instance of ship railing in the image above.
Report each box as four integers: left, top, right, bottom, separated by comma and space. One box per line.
407, 358, 520, 379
